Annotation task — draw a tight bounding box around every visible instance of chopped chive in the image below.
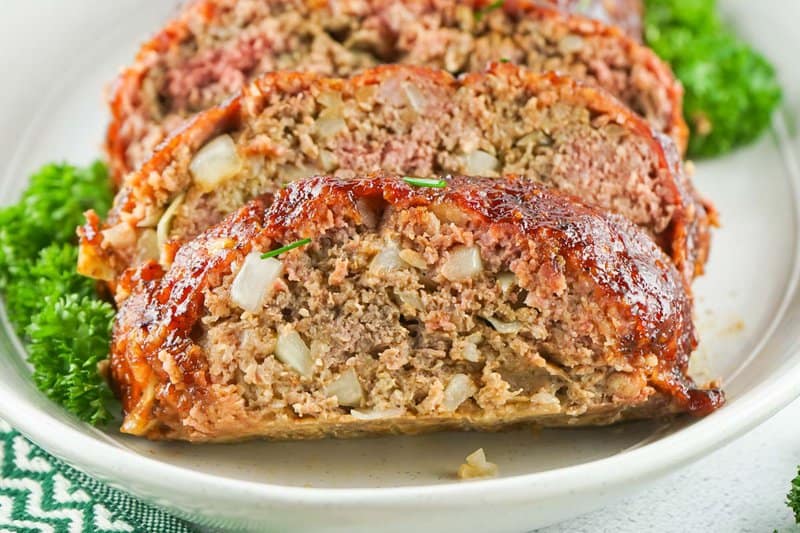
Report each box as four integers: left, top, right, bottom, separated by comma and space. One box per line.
474, 0, 504, 21
261, 238, 311, 259
499, 57, 510, 63
402, 176, 447, 189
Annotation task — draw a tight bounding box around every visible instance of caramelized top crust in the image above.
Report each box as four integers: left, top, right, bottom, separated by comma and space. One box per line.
111, 174, 722, 437
105, 0, 681, 181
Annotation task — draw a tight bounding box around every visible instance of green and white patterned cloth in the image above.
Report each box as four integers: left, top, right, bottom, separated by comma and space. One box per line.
0, 418, 194, 533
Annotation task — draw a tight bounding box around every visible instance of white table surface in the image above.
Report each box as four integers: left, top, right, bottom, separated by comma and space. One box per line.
540, 399, 800, 532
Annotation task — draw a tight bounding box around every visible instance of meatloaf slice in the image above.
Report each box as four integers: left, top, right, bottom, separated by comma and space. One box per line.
106, 0, 679, 181
111, 174, 722, 442
81, 65, 711, 292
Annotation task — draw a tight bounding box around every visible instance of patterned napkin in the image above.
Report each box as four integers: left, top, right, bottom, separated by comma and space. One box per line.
0, 418, 194, 533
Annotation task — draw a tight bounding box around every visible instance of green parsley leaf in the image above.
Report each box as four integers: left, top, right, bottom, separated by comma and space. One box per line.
644, 0, 782, 157
261, 238, 312, 259
26, 294, 115, 426
789, 467, 800, 523
0, 160, 116, 426
3, 244, 96, 336
0, 161, 112, 288
474, 0, 504, 21
402, 176, 447, 188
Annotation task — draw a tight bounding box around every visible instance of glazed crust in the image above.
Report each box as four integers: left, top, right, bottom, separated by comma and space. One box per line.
105, 0, 681, 182
111, 175, 722, 442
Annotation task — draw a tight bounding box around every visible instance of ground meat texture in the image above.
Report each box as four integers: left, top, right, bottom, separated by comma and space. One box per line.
80, 65, 712, 295
110, 175, 722, 442
105, 0, 678, 182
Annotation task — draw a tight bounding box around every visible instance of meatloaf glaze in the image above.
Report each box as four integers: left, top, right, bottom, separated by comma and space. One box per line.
106, 0, 678, 181
111, 174, 722, 442
80, 64, 711, 292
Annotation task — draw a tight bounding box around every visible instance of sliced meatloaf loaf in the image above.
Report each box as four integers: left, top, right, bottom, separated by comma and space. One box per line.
111, 174, 722, 442
106, 0, 678, 181
81, 65, 711, 292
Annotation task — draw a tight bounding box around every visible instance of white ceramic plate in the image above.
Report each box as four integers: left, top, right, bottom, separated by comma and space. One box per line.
1, 1, 799, 531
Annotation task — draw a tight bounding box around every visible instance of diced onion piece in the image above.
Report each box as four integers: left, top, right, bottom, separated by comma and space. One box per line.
402, 82, 426, 113
136, 210, 161, 228
462, 342, 480, 363
275, 329, 313, 377
136, 229, 159, 262
350, 408, 404, 420
208, 238, 234, 253
278, 164, 317, 182
464, 150, 499, 175
516, 132, 541, 147
231, 253, 283, 313
319, 149, 337, 171
101, 223, 136, 249
530, 391, 561, 413
356, 198, 379, 228
399, 249, 427, 269
156, 192, 185, 251
431, 202, 470, 224
442, 374, 478, 412
310, 340, 331, 359
461, 333, 482, 363
324, 368, 364, 407
441, 245, 482, 281
558, 35, 584, 54
484, 315, 521, 334
315, 107, 347, 139
121, 375, 159, 436
189, 134, 242, 192
396, 290, 424, 311
355, 85, 377, 105
457, 448, 498, 479
497, 272, 517, 294
317, 91, 344, 110
369, 243, 404, 273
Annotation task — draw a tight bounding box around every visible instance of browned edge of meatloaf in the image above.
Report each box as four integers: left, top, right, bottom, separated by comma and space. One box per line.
82, 64, 709, 296
111, 174, 722, 441
104, 0, 685, 182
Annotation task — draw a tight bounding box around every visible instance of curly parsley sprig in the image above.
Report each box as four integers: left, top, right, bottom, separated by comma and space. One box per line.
644, 0, 782, 157
789, 468, 800, 523
0, 161, 115, 425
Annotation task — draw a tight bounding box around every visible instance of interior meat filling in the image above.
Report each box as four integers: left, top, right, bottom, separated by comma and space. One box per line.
186, 202, 656, 435
116, 0, 675, 173
145, 69, 673, 274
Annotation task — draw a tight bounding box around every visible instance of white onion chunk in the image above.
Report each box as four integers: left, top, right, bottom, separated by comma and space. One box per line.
231, 253, 283, 313
189, 134, 242, 192
441, 245, 483, 281
275, 329, 313, 378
